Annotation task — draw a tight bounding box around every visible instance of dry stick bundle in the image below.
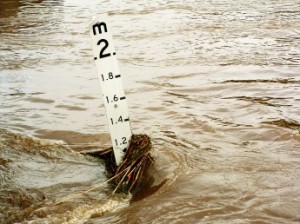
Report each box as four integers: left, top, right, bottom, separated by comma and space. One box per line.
52, 135, 154, 205
89, 134, 154, 194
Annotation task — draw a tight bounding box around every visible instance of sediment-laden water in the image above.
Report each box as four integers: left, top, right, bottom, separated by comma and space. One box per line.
1, 0, 300, 223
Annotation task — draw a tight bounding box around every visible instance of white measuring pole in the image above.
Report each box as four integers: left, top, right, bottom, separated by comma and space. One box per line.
89, 14, 132, 165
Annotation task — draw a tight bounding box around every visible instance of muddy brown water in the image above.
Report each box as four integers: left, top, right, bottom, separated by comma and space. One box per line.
1, 0, 300, 223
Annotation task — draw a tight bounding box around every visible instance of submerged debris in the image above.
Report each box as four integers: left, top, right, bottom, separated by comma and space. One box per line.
88, 134, 154, 195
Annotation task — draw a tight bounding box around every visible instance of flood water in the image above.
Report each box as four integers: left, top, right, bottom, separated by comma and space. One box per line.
1, 0, 300, 223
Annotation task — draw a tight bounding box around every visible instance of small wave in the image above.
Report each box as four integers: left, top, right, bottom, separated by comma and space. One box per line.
262, 118, 300, 131
220, 79, 300, 84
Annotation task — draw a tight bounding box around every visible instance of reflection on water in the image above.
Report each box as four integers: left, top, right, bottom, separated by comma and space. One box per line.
0, 0, 300, 223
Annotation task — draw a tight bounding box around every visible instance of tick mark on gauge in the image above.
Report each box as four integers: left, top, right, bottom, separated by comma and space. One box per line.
94, 57, 97, 60
113, 52, 116, 56
120, 97, 125, 100
115, 74, 121, 78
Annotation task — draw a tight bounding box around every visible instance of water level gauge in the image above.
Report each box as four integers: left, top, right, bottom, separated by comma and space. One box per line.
89, 14, 132, 165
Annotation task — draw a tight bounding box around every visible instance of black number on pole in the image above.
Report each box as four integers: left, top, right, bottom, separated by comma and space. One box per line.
118, 116, 123, 122
115, 137, 127, 146
106, 94, 119, 104
97, 39, 111, 59
101, 72, 114, 82
114, 94, 118, 101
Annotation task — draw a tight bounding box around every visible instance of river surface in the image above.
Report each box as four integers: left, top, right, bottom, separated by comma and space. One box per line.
1, 0, 300, 223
